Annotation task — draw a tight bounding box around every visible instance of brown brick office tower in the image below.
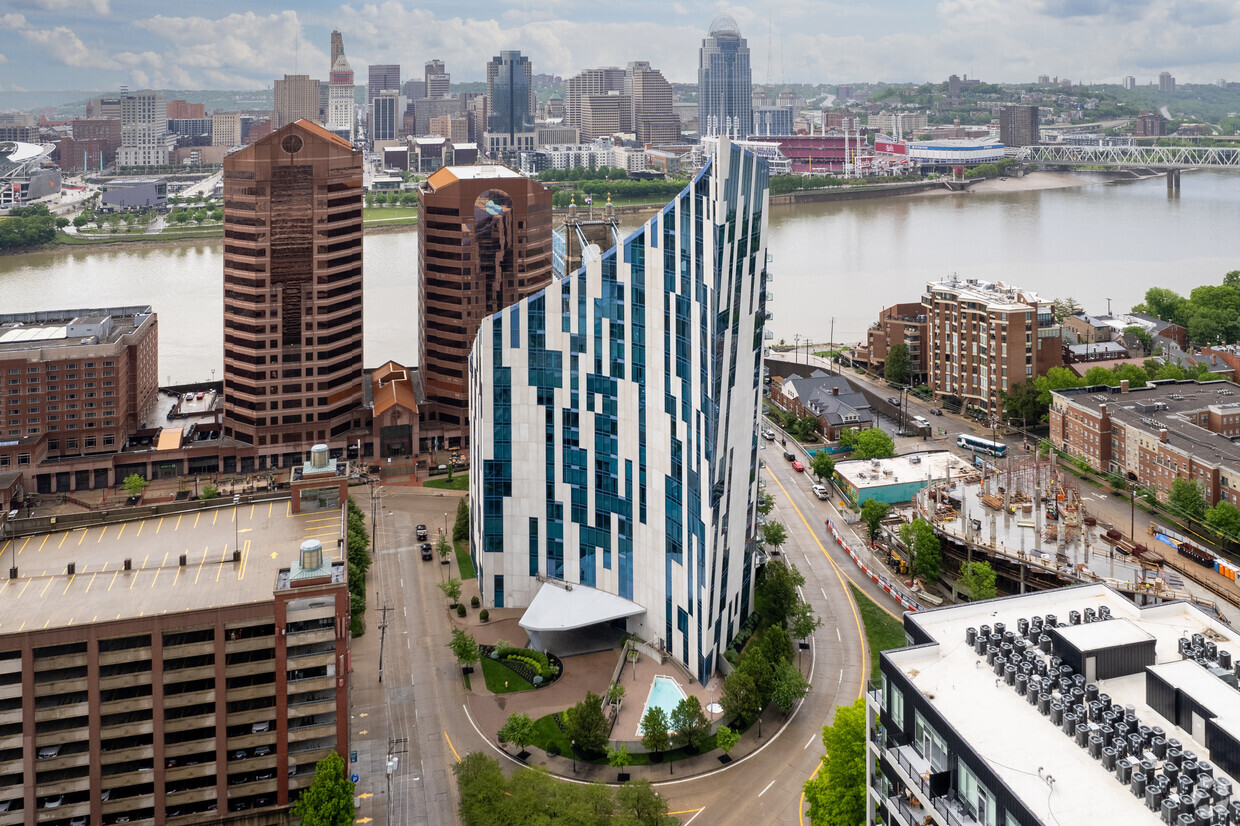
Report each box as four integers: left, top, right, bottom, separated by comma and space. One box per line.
417, 166, 553, 450
222, 121, 366, 469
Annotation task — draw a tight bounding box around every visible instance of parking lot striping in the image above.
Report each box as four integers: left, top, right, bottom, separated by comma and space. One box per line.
249, 504, 256, 519
237, 539, 250, 581
193, 512, 201, 529
40, 578, 55, 598
267, 502, 273, 518
212, 510, 219, 526
115, 523, 125, 540
194, 546, 209, 584
156, 517, 165, 534
175, 514, 182, 531
37, 535, 49, 554
78, 529, 87, 546
17, 580, 32, 598
107, 572, 118, 591
84, 572, 99, 594
135, 520, 144, 537
98, 525, 107, 543
62, 573, 77, 595
149, 552, 169, 588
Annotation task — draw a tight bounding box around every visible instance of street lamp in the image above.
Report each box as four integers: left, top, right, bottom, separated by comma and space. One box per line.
571, 739, 576, 772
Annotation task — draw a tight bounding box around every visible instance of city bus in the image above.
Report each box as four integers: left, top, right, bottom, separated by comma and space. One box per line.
957, 434, 1008, 457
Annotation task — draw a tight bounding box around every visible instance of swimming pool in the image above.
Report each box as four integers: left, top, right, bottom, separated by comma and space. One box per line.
637, 675, 688, 736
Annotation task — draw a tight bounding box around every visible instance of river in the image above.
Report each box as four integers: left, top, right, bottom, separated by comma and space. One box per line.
0, 171, 1236, 382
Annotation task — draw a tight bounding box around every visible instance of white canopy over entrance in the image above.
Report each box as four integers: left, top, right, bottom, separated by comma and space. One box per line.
519, 582, 645, 653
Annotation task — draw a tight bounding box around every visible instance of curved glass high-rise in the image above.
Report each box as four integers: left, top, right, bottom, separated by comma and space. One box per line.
698, 15, 753, 138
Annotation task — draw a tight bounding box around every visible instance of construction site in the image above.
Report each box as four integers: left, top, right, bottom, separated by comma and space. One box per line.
905, 456, 1240, 625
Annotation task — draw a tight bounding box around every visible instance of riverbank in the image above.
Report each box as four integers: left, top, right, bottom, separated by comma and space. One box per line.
969, 171, 1113, 192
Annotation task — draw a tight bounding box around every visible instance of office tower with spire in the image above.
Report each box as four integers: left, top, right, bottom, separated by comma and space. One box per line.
328, 45, 355, 142
697, 15, 752, 138
330, 30, 344, 69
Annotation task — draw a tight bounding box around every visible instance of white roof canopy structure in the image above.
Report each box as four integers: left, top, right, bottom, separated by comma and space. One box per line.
519, 582, 645, 633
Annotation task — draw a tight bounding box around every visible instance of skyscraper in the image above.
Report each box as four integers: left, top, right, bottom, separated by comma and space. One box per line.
371, 89, 405, 142
698, 15, 752, 138
221, 121, 366, 460
484, 50, 535, 156
417, 165, 553, 449
1159, 71, 1176, 94
330, 30, 344, 70
328, 53, 355, 141
999, 104, 1040, 147
468, 139, 770, 684
626, 61, 680, 145
117, 90, 168, 167
425, 59, 451, 99
368, 64, 401, 107
272, 75, 321, 129
565, 67, 625, 127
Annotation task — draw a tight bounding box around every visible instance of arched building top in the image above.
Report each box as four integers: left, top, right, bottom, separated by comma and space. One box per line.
709, 14, 742, 39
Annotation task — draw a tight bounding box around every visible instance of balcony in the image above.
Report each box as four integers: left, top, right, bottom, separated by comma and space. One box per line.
887, 744, 980, 826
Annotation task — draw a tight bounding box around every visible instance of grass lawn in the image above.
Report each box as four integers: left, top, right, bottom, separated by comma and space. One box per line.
526, 710, 727, 766
424, 476, 467, 490
454, 541, 476, 580
363, 207, 418, 220
849, 584, 907, 680
481, 657, 534, 693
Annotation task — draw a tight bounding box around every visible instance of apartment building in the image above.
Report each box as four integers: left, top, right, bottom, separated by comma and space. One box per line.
1049, 379, 1240, 508
580, 94, 632, 142
859, 303, 928, 384
999, 104, 1041, 147
0, 499, 351, 825
220, 120, 367, 458
272, 76, 321, 130
0, 307, 158, 470
417, 165, 553, 450
118, 91, 169, 168
165, 100, 205, 120
564, 67, 625, 127
922, 278, 1062, 415
212, 113, 241, 148
868, 582, 1240, 826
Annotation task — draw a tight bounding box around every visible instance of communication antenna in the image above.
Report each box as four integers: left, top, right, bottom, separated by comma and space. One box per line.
766, 17, 773, 87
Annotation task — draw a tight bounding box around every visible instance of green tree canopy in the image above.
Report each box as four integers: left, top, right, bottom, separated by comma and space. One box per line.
771, 660, 811, 713
436, 577, 463, 605
291, 750, 355, 826
640, 706, 670, 755
1206, 501, 1240, 539
860, 498, 890, 546
1000, 381, 1046, 425
810, 451, 835, 483
122, 473, 149, 498
565, 691, 610, 754
453, 498, 470, 542
498, 712, 537, 751
758, 625, 795, 667
789, 599, 823, 643
447, 628, 479, 667
1168, 477, 1208, 521
761, 521, 788, 552
715, 725, 740, 755
720, 669, 761, 725
755, 561, 805, 627
670, 696, 710, 751
852, 427, 895, 459
615, 779, 669, 826
899, 518, 943, 584
958, 560, 998, 600
1034, 366, 1086, 405
803, 698, 867, 826
884, 343, 912, 385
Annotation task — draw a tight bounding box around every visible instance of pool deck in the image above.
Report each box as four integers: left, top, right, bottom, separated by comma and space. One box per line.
612, 649, 721, 742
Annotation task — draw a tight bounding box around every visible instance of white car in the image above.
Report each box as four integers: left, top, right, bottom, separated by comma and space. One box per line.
812, 484, 830, 501
761, 428, 775, 440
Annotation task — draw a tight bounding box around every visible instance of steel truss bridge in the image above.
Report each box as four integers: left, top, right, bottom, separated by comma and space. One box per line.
1014, 144, 1240, 169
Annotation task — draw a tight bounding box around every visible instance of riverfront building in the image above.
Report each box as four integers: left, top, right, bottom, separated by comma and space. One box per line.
468, 138, 770, 684
923, 278, 1063, 416
867, 583, 1240, 826
857, 303, 929, 385
1049, 379, 1240, 509
221, 121, 367, 460
999, 104, 1041, 147
417, 165, 554, 450
0, 500, 351, 823
698, 16, 753, 138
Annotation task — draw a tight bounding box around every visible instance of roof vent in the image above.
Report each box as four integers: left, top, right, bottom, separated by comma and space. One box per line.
310, 444, 330, 469
300, 539, 323, 571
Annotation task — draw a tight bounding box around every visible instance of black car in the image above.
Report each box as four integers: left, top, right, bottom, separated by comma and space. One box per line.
420, 543, 434, 561
783, 450, 796, 461
416, 524, 428, 540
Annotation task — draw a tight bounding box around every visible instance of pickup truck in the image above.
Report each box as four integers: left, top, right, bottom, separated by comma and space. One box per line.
812, 484, 830, 500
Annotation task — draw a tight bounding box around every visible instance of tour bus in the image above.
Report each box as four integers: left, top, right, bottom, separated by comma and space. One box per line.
957, 434, 1007, 457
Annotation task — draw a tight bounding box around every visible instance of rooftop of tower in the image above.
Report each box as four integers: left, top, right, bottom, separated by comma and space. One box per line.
709, 14, 742, 38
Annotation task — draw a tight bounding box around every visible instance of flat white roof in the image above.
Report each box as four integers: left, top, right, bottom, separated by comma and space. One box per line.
1052, 617, 1153, 650
519, 581, 645, 632
835, 451, 970, 490
0, 325, 68, 343
887, 584, 1240, 825
1148, 659, 1240, 734
441, 165, 523, 179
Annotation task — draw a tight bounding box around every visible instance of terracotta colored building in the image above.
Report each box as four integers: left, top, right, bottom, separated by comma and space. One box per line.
857, 302, 928, 384
165, 99, 206, 119
922, 278, 1063, 416
221, 121, 367, 466
417, 165, 553, 449
1050, 379, 1240, 508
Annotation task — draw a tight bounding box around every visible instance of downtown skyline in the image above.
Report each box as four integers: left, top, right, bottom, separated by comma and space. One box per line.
2, 0, 1240, 93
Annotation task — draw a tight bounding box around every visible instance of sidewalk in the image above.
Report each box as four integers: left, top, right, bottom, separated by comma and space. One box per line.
347, 582, 391, 825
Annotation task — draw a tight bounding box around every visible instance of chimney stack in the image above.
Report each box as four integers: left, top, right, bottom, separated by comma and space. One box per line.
1121, 380, 1130, 393
1159, 428, 1169, 443
832, 386, 839, 396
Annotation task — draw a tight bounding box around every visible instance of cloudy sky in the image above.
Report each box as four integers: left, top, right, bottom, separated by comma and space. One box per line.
1, 0, 1238, 92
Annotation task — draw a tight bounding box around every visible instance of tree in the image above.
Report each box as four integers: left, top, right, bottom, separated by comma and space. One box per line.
640, 706, 670, 756
757, 491, 775, 515
498, 712, 536, 754
607, 743, 632, 771
1000, 381, 1046, 425
670, 696, 710, 752
1132, 286, 1188, 327
615, 779, 669, 826
720, 669, 761, 725
758, 625, 795, 667
1206, 501, 1240, 539
1168, 477, 1208, 521
859, 498, 890, 546
738, 648, 775, 706
565, 691, 610, 754
447, 628, 479, 669
1050, 296, 1082, 322
199, 484, 219, 500
851, 427, 895, 459
122, 473, 149, 499
803, 698, 866, 826
810, 451, 835, 483
436, 533, 452, 563
1034, 365, 1086, 405
437, 577, 462, 607
755, 562, 805, 627
1124, 325, 1153, 353
789, 600, 823, 649
715, 724, 740, 757
453, 498, 469, 542
884, 343, 912, 385
606, 680, 625, 706
771, 660, 811, 713
899, 518, 942, 584
761, 521, 787, 553
958, 560, 998, 601
291, 750, 355, 826
453, 752, 508, 824
72, 214, 88, 228
794, 414, 819, 442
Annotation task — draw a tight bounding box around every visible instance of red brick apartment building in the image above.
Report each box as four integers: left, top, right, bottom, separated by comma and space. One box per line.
855, 303, 928, 384
922, 278, 1063, 416
1050, 379, 1240, 508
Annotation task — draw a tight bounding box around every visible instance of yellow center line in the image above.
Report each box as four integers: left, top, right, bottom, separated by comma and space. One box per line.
97, 525, 108, 543
285, 501, 291, 517
668, 809, 705, 817
443, 732, 461, 763
194, 545, 209, 584
116, 522, 126, 540
212, 509, 219, 526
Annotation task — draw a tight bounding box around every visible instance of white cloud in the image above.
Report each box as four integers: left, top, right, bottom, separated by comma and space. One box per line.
20, 25, 120, 70
1, 14, 27, 29
30, 0, 111, 15
0, 54, 7, 65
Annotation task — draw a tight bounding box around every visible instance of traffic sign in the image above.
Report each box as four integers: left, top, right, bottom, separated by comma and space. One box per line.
351, 773, 359, 783
350, 751, 358, 763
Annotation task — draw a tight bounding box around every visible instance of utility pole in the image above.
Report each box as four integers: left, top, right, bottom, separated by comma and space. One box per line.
377, 605, 393, 683
386, 737, 408, 826
829, 317, 835, 374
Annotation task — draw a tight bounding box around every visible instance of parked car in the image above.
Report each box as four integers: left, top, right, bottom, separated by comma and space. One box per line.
812, 484, 830, 500
416, 524, 428, 540
792, 460, 805, 472
231, 749, 247, 761
887, 396, 901, 406
253, 745, 271, 757
761, 428, 775, 440
36, 744, 60, 759
251, 721, 270, 734
930, 408, 943, 416
783, 450, 796, 462
420, 543, 434, 561
43, 796, 63, 809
